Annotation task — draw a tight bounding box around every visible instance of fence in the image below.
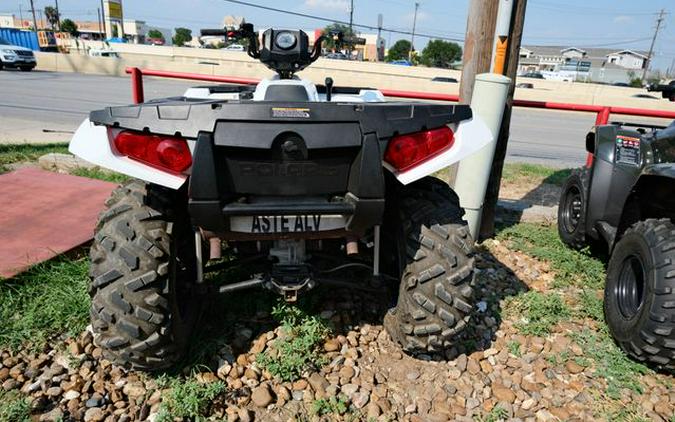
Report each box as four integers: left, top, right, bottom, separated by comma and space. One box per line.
126, 67, 675, 166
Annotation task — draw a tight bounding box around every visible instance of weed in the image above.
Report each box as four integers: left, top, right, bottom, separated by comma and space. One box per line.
577, 289, 604, 324
0, 143, 69, 173
257, 301, 331, 381
312, 396, 349, 416
155, 375, 227, 422
71, 167, 131, 184
505, 290, 570, 337
497, 223, 604, 289
0, 258, 89, 350
0, 390, 31, 422
507, 340, 521, 357
569, 329, 650, 399
474, 405, 509, 422
501, 163, 572, 187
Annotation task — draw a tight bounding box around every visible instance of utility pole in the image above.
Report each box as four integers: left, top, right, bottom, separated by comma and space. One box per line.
642, 9, 666, 81
29, 0, 38, 31
348, 0, 354, 53
19, 4, 24, 28
459, 0, 499, 104
55, 0, 61, 30
479, 0, 528, 240
97, 8, 103, 39
377, 13, 383, 62
409, 2, 420, 61
100, 0, 107, 39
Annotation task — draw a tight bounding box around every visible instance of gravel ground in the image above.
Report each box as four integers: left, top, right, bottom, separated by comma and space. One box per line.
1, 237, 673, 422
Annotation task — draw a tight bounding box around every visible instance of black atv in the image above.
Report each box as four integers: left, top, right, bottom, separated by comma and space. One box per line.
558, 119, 675, 369
69, 24, 488, 370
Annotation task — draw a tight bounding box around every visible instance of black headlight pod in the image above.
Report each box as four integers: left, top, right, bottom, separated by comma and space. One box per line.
274, 31, 297, 50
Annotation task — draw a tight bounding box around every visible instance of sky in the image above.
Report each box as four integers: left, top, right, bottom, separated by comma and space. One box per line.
2, 0, 674, 71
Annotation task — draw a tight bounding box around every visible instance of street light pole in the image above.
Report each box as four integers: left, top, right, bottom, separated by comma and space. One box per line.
409, 2, 419, 61
55, 0, 61, 30
29, 0, 38, 31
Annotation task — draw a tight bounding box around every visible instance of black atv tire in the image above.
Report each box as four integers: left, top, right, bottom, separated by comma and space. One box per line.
558, 167, 590, 250
384, 177, 475, 353
604, 219, 675, 370
89, 180, 202, 370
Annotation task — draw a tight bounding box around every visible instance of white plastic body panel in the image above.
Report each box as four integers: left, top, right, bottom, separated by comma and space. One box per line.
253, 76, 320, 101
68, 119, 188, 190
386, 116, 494, 185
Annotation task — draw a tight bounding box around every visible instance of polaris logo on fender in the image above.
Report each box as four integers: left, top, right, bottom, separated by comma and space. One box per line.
239, 163, 339, 177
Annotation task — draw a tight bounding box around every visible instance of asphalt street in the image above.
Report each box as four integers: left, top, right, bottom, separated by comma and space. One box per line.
1, 70, 671, 167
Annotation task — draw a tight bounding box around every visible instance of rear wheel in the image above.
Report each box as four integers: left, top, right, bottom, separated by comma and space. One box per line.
604, 219, 675, 370
384, 177, 475, 354
558, 167, 590, 249
19, 66, 33, 72
89, 180, 203, 370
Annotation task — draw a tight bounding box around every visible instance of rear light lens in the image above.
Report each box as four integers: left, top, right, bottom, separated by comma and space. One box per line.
113, 131, 192, 173
384, 126, 455, 172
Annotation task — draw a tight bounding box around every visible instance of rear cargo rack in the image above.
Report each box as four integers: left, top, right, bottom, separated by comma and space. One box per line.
222, 202, 355, 216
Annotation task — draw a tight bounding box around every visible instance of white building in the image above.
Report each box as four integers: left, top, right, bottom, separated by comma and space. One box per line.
606, 50, 647, 70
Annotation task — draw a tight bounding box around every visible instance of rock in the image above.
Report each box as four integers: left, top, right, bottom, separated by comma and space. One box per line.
565, 361, 584, 374
0, 368, 8, 382
123, 382, 146, 398
69, 342, 83, 356
456, 354, 468, 372
366, 402, 381, 419
251, 384, 274, 407
492, 383, 516, 403
196, 372, 219, 384
405, 403, 417, 414
39, 153, 97, 173
535, 409, 555, 421
84, 407, 105, 422
339, 366, 355, 382
406, 370, 420, 381
64, 390, 81, 401
291, 390, 304, 401
39, 407, 64, 422
341, 383, 358, 396
324, 339, 340, 352
86, 395, 105, 408
521, 398, 536, 410
238, 408, 253, 422
46, 386, 63, 397
308, 373, 328, 394
291, 379, 308, 391
352, 391, 370, 409
275, 385, 291, 401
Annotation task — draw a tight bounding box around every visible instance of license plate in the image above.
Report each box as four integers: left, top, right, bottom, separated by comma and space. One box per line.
230, 215, 347, 233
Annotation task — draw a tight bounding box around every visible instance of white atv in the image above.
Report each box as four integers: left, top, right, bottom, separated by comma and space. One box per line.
69, 24, 492, 370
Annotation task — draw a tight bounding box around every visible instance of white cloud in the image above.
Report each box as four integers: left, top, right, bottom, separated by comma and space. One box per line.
303, 0, 350, 13
613, 15, 633, 24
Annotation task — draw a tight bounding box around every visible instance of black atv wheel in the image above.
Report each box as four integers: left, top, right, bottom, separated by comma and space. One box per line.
558, 167, 590, 250
89, 180, 203, 370
384, 177, 475, 354
604, 219, 675, 370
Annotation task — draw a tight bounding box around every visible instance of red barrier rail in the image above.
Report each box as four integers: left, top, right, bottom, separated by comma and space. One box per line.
125, 66, 675, 167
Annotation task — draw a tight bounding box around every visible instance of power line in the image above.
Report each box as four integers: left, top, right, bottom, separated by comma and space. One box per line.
218, 0, 464, 42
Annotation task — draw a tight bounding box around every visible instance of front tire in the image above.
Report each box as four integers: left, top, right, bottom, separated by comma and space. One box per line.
19, 66, 33, 72
384, 177, 475, 354
558, 167, 590, 250
89, 180, 202, 370
604, 219, 675, 370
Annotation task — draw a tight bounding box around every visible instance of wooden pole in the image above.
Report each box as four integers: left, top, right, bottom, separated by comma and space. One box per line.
478, 0, 528, 240
459, 0, 499, 105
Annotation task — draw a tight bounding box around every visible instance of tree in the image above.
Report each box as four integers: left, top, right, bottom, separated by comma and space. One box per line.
60, 19, 78, 37
386, 39, 411, 62
322, 23, 354, 50
147, 29, 165, 42
421, 40, 462, 68
44, 6, 60, 30
172, 27, 192, 47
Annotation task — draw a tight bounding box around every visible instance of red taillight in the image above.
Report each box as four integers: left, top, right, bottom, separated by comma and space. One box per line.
384, 126, 455, 172
113, 131, 192, 173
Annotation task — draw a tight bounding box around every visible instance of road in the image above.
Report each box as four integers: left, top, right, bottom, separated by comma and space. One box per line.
1, 70, 671, 167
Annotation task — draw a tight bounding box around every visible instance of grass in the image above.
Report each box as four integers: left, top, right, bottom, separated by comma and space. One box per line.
474, 405, 509, 422
155, 375, 227, 422
257, 301, 331, 382
569, 329, 651, 399
497, 223, 605, 289
507, 340, 522, 357
504, 290, 570, 337
312, 396, 349, 417
0, 390, 31, 422
501, 163, 572, 187
0, 257, 90, 351
70, 167, 131, 184
0, 143, 69, 173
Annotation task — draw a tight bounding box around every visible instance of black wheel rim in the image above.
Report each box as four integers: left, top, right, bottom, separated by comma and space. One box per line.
615, 255, 646, 319
562, 185, 583, 234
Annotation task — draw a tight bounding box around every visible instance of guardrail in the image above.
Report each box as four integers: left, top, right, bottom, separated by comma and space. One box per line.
126, 67, 675, 166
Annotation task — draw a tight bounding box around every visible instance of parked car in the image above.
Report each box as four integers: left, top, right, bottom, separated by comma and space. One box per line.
516, 82, 534, 89
431, 76, 458, 83
521, 72, 545, 79
225, 44, 245, 51
390, 59, 412, 66
612, 82, 630, 87
558, 120, 675, 370
325, 52, 349, 60
88, 48, 120, 58
0, 36, 37, 71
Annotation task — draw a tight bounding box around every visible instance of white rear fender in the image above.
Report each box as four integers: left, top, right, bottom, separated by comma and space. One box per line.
387, 116, 494, 185
68, 119, 188, 190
